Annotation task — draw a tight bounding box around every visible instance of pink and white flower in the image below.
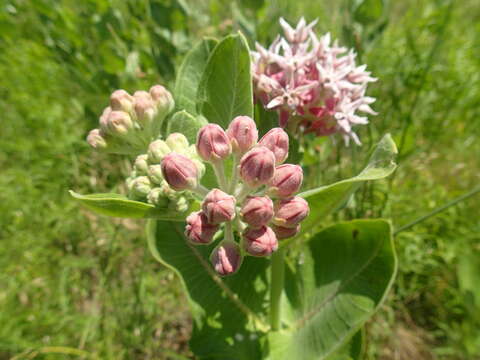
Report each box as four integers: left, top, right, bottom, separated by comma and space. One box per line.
252, 18, 377, 145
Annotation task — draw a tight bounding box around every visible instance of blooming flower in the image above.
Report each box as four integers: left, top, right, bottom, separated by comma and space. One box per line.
251, 18, 377, 145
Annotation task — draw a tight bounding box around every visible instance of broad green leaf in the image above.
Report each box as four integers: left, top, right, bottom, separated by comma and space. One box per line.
146, 220, 269, 359
70, 191, 190, 221
353, 0, 384, 25
197, 33, 253, 127
298, 134, 397, 235
268, 219, 396, 360
327, 329, 364, 360
174, 38, 218, 115
166, 110, 207, 143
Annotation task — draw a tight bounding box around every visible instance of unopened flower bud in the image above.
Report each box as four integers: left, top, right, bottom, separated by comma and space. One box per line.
174, 196, 190, 213
147, 188, 169, 207
148, 140, 171, 163
104, 111, 133, 136
130, 176, 152, 199
239, 146, 276, 187
227, 116, 258, 154
185, 211, 219, 245
134, 154, 149, 174
202, 189, 236, 224
110, 89, 134, 113
149, 85, 175, 114
243, 226, 278, 257
210, 241, 243, 276
87, 129, 107, 150
99, 107, 112, 129
271, 223, 301, 240
240, 196, 273, 229
133, 91, 156, 125
196, 124, 231, 162
161, 152, 199, 191
268, 164, 303, 198
273, 197, 309, 228
166, 133, 189, 152
258, 128, 289, 164
148, 164, 164, 184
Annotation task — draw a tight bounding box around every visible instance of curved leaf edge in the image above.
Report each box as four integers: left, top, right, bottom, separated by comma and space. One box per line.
273, 219, 397, 360
69, 190, 189, 220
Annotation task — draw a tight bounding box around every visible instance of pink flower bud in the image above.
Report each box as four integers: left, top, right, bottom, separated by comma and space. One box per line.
196, 124, 231, 162
149, 85, 174, 113
268, 164, 303, 198
272, 196, 309, 228
210, 241, 242, 276
161, 152, 199, 191
239, 146, 276, 187
226, 116, 258, 154
258, 128, 289, 164
99, 107, 112, 129
104, 111, 133, 135
202, 189, 236, 224
240, 196, 274, 229
243, 226, 278, 257
271, 223, 301, 240
110, 89, 134, 113
185, 211, 219, 245
86, 129, 107, 150
133, 91, 156, 125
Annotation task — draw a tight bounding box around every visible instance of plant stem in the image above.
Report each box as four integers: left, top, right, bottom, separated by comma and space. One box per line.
229, 154, 239, 193
212, 161, 228, 191
270, 248, 285, 331
394, 185, 480, 235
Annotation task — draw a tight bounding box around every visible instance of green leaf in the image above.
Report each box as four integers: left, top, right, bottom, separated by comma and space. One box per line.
166, 110, 207, 143
69, 191, 190, 221
268, 219, 396, 360
327, 329, 364, 360
174, 38, 218, 115
298, 134, 397, 235
146, 220, 269, 359
353, 0, 384, 25
197, 33, 254, 127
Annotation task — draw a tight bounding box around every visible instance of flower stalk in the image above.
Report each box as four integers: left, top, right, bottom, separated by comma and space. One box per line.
270, 247, 285, 331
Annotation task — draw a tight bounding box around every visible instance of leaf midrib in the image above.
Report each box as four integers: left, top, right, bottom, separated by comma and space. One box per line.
294, 234, 385, 329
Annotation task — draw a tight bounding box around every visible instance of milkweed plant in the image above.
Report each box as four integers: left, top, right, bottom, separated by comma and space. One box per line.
72, 18, 398, 360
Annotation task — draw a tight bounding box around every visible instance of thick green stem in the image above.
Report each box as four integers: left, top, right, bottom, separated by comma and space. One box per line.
270, 248, 285, 331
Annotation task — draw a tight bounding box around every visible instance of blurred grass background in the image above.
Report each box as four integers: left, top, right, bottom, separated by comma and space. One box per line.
0, 0, 479, 359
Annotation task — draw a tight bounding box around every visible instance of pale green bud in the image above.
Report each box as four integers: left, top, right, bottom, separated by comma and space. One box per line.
173, 196, 189, 213
166, 133, 189, 152
134, 154, 149, 175
148, 164, 164, 184
129, 176, 152, 199
147, 188, 169, 207
192, 159, 206, 178
148, 140, 171, 163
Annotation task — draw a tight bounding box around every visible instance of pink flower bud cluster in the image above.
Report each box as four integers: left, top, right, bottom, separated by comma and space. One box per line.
251, 18, 377, 145
158, 116, 309, 277
87, 85, 175, 154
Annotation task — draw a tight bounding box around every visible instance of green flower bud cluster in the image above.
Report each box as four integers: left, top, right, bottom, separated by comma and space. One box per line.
87, 85, 175, 155
126, 133, 205, 213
